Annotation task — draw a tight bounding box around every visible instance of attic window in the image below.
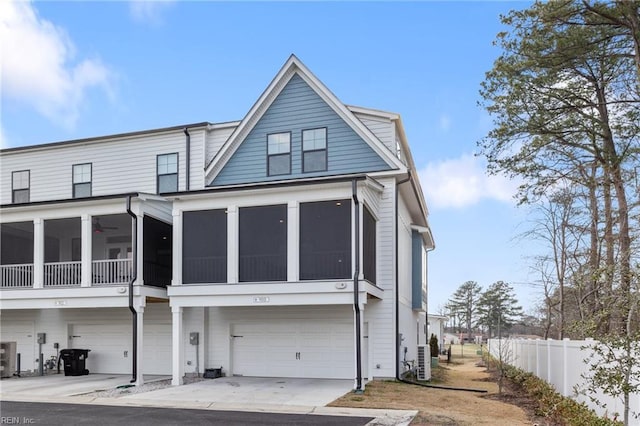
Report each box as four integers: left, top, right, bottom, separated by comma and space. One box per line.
267, 132, 291, 176
302, 128, 327, 173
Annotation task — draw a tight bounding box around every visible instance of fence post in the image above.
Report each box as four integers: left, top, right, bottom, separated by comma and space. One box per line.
535, 339, 540, 377
562, 338, 569, 396
547, 339, 552, 383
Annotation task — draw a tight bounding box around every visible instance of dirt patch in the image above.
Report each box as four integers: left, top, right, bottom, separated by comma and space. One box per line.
329, 344, 538, 425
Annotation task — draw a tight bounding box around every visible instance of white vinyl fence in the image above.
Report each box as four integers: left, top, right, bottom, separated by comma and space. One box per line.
488, 338, 640, 421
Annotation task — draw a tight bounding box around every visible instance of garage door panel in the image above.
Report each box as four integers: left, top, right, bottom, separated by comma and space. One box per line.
231, 320, 354, 379
71, 324, 129, 374
71, 322, 171, 375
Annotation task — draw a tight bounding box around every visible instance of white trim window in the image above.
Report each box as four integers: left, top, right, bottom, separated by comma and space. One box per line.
267, 132, 291, 176
302, 127, 327, 173
12, 170, 30, 203
72, 163, 92, 198
157, 153, 178, 193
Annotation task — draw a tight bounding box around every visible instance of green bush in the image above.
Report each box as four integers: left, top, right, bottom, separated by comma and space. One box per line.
498, 362, 621, 426
429, 334, 439, 358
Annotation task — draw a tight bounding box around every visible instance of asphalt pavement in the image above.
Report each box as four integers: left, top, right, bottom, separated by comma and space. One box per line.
0, 401, 374, 426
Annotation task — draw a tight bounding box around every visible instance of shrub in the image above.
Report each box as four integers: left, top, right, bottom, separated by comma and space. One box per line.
495, 361, 622, 426
429, 334, 439, 358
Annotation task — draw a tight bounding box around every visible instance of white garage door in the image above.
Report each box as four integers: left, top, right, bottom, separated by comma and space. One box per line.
1, 321, 35, 373
231, 321, 353, 379
71, 324, 129, 374
71, 323, 171, 375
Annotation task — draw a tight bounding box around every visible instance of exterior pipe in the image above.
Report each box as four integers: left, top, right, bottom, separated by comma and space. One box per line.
126, 195, 138, 383
183, 128, 191, 191
352, 179, 363, 393
399, 377, 488, 393
395, 171, 412, 381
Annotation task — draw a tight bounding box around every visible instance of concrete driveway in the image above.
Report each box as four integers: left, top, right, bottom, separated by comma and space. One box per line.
0, 374, 168, 399
124, 377, 354, 409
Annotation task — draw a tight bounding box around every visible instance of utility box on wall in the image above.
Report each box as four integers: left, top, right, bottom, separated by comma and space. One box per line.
37, 333, 46, 344
189, 332, 199, 345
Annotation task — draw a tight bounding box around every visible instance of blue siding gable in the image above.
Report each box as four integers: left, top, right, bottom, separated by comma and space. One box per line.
211, 74, 392, 186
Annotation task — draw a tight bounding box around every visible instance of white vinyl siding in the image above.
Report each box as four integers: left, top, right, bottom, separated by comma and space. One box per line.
205, 125, 238, 166
367, 177, 396, 378
0, 129, 196, 204
354, 113, 394, 154
187, 129, 206, 191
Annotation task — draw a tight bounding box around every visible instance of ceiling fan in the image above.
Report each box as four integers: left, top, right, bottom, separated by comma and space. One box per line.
93, 218, 118, 233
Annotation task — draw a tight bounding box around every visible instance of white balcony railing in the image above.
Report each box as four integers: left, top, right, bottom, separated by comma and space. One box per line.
0, 264, 34, 288
92, 259, 132, 285
44, 261, 82, 287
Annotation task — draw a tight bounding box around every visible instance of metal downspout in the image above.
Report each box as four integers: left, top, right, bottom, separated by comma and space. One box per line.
352, 179, 363, 393
395, 172, 411, 380
183, 128, 191, 191
126, 195, 138, 383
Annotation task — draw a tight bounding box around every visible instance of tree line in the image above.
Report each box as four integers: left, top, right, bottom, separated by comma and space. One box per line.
476, 1, 639, 424
444, 280, 524, 338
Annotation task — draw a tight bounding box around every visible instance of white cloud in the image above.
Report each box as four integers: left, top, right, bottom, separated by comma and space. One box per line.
129, 1, 175, 25
0, 1, 114, 129
418, 153, 520, 209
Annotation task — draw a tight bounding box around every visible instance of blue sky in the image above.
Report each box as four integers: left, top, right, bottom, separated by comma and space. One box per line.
1, 1, 541, 314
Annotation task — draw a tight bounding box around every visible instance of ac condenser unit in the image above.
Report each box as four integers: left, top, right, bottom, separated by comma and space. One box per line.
0, 342, 17, 378
416, 344, 431, 381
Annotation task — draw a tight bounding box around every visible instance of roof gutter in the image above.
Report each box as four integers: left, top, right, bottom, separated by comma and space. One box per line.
352, 179, 363, 393
126, 195, 138, 384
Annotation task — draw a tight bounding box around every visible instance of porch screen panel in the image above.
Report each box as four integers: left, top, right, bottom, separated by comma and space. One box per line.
1, 222, 34, 264
363, 205, 376, 284
183, 209, 227, 283
300, 199, 351, 280
239, 205, 287, 282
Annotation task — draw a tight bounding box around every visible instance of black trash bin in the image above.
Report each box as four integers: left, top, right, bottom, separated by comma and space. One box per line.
59, 349, 90, 376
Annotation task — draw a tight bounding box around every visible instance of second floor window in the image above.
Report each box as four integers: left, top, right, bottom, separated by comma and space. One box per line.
157, 153, 178, 193
12, 170, 30, 203
72, 163, 92, 198
267, 132, 291, 176
302, 128, 327, 172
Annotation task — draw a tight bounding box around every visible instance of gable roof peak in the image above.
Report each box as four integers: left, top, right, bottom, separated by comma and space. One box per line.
204, 55, 406, 181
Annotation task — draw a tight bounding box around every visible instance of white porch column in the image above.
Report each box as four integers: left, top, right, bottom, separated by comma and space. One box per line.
227, 205, 238, 284
171, 305, 184, 386
136, 212, 144, 285
80, 214, 92, 287
287, 201, 298, 282
33, 218, 44, 289
136, 305, 145, 385
172, 210, 182, 286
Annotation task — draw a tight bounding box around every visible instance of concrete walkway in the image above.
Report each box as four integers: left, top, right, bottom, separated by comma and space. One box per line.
0, 375, 417, 425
